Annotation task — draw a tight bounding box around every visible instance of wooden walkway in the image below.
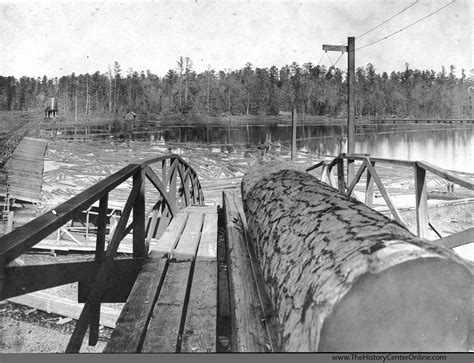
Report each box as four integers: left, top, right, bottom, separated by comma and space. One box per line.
4, 137, 48, 203
105, 204, 218, 353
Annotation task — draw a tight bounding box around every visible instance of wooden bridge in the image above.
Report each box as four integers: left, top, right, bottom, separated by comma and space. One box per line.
0, 152, 472, 352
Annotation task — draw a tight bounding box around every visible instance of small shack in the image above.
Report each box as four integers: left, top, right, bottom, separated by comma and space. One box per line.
124, 112, 137, 121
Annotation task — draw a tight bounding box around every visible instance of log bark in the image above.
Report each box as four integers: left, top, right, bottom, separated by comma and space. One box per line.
241, 162, 473, 352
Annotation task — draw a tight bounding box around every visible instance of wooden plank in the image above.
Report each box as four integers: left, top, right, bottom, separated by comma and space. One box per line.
346, 161, 367, 196
7, 176, 42, 186
365, 160, 405, 225
0, 163, 139, 265
151, 212, 189, 255
223, 191, 272, 352
141, 261, 192, 353
11, 154, 46, 164
145, 166, 176, 216
89, 193, 108, 345
162, 159, 167, 184
2, 258, 138, 300
133, 169, 146, 258
7, 291, 119, 329
154, 204, 172, 240
66, 177, 142, 352
10, 159, 43, 172
217, 198, 231, 320
77, 259, 142, 303
337, 157, 345, 193
305, 160, 324, 172
176, 164, 191, 206
146, 201, 161, 242
14, 142, 47, 150
3, 260, 96, 299
6, 189, 42, 200
104, 251, 168, 353
141, 154, 179, 167
436, 228, 474, 249
181, 261, 217, 353
12, 147, 46, 156
233, 190, 277, 344
365, 161, 375, 207
415, 164, 429, 238
196, 212, 217, 262
343, 154, 416, 167
417, 161, 474, 190
172, 212, 204, 262
323, 44, 348, 52
184, 205, 216, 213
168, 159, 177, 206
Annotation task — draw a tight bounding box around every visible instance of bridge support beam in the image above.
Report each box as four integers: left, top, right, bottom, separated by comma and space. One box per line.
241, 162, 473, 352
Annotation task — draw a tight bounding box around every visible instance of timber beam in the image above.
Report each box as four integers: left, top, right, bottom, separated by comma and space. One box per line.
241, 161, 473, 352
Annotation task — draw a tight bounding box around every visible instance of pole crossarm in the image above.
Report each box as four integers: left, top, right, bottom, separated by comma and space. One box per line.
322, 45, 348, 52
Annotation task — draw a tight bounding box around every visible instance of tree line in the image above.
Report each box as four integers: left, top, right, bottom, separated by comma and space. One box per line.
0, 57, 472, 119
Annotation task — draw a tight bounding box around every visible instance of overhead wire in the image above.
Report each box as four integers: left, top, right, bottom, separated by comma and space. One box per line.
356, 0, 457, 51
356, 0, 420, 40
320, 0, 454, 56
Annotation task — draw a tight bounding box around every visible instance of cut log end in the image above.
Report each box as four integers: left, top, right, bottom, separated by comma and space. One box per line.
318, 257, 473, 352
241, 165, 474, 352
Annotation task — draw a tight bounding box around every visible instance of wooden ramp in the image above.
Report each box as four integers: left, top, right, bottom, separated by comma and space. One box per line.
105, 204, 218, 353
5, 137, 48, 203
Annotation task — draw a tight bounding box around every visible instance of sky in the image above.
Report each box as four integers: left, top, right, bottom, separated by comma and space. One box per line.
0, 0, 472, 79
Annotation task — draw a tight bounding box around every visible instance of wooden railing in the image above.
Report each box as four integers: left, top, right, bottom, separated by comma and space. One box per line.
307, 153, 474, 249
0, 154, 203, 352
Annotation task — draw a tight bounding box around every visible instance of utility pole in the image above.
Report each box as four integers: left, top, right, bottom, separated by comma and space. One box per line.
291, 108, 297, 160
468, 87, 474, 119
323, 36, 355, 185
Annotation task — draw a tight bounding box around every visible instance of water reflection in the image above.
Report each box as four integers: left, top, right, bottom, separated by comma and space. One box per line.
352, 128, 472, 171
146, 124, 473, 172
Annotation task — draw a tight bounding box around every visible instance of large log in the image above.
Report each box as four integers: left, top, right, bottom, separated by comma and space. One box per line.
241, 162, 473, 352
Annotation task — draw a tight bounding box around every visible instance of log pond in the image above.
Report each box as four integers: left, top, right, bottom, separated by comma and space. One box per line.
142, 123, 473, 172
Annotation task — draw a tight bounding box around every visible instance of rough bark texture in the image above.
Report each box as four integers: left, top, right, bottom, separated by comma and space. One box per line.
241, 162, 473, 352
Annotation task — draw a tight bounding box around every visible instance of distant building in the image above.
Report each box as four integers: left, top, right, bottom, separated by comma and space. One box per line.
44, 98, 58, 118
125, 112, 137, 120
279, 111, 292, 116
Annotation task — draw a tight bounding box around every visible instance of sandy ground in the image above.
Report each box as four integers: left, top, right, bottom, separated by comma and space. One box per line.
1, 316, 106, 353
0, 299, 110, 353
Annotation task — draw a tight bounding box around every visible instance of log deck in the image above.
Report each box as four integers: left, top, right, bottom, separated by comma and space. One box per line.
1, 154, 473, 353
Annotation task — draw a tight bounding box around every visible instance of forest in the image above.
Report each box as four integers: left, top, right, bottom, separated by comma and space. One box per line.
0, 56, 472, 120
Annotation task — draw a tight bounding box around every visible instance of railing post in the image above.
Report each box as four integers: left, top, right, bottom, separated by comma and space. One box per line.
320, 164, 328, 184
0, 255, 4, 300
336, 157, 345, 193
162, 159, 167, 185
89, 193, 108, 346
169, 159, 177, 206
365, 161, 375, 207
415, 163, 429, 238
133, 167, 146, 258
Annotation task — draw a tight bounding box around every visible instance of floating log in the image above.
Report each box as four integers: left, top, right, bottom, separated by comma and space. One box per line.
241, 162, 473, 352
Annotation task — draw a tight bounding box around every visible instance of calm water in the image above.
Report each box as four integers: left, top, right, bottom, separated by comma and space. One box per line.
352, 128, 473, 172
156, 124, 473, 172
